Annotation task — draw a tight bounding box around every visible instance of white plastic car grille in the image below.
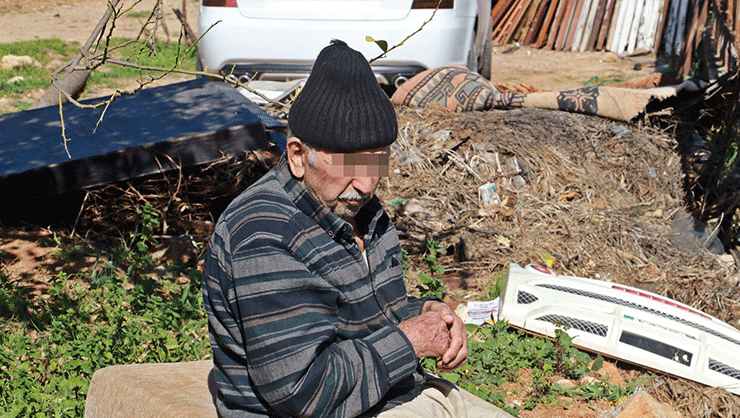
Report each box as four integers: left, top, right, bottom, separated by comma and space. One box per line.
537, 284, 740, 348
535, 314, 608, 337
517, 290, 539, 304
709, 359, 740, 380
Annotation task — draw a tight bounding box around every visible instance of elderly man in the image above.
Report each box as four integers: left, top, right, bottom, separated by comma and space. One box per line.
203, 40, 513, 418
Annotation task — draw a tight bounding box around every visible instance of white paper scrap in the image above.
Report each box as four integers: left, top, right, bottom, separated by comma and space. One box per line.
464, 298, 500, 325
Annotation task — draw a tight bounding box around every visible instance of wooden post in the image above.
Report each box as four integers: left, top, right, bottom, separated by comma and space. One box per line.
587, 0, 610, 50
546, 0, 568, 49
564, 0, 586, 50
535, 0, 561, 48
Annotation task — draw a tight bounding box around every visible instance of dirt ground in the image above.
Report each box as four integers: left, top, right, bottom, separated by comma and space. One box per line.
4, 1, 738, 417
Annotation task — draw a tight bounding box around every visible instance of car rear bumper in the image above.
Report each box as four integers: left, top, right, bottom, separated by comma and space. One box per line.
197, 7, 476, 83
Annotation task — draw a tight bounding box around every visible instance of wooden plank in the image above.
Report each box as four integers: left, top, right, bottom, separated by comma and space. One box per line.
596, 0, 617, 49
0, 78, 273, 206
492, 0, 516, 26
652, 0, 671, 52
517, 0, 544, 43
614, 0, 637, 53
587, 0, 610, 50
511, 0, 539, 43
579, 0, 602, 50
546, 0, 569, 48
555, 0, 580, 51
609, 0, 632, 52
639, 0, 662, 51
564, 0, 587, 50
492, 0, 516, 42
554, 0, 576, 50
606, 0, 624, 51
679, 0, 708, 76
491, 0, 518, 43
571, 0, 593, 50
493, 0, 526, 43
626, 0, 645, 53
663, 0, 680, 55
735, 0, 740, 40
673, 0, 690, 55
535, 0, 561, 47
499, 0, 536, 44
524, 0, 551, 44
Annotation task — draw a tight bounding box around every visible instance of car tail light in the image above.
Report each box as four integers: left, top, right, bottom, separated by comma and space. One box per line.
411, 0, 454, 8
202, 0, 237, 6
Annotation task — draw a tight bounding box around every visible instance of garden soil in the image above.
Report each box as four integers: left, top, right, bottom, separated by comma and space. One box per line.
2, 0, 740, 417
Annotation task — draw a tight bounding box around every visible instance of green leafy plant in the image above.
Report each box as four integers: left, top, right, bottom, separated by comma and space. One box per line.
424, 319, 646, 416
415, 239, 447, 298
112, 203, 161, 276
0, 227, 208, 417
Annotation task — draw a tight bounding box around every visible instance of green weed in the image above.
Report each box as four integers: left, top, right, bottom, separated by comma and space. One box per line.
412, 239, 447, 298
1, 222, 644, 417
427, 320, 644, 416
0, 212, 208, 416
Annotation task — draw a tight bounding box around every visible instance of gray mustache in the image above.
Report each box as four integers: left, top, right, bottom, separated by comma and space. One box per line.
338, 188, 371, 201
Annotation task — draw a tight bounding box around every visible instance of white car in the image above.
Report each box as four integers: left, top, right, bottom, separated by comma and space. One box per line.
196, 0, 493, 90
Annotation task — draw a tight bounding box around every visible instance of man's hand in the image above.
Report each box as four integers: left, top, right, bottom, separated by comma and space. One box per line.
422, 300, 468, 371
397, 301, 468, 372
397, 311, 451, 359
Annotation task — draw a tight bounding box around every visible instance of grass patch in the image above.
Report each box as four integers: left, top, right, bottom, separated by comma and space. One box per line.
426, 321, 646, 416
1, 210, 647, 416
0, 37, 196, 114
407, 252, 648, 416
0, 39, 79, 97
0, 206, 209, 417
85, 37, 197, 89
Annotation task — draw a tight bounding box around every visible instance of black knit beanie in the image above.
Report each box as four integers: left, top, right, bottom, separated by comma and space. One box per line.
288, 39, 398, 153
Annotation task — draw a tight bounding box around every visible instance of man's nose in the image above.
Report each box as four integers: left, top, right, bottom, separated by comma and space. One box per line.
352, 176, 377, 195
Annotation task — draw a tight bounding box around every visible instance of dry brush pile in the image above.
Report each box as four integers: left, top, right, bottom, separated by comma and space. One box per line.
378, 105, 740, 417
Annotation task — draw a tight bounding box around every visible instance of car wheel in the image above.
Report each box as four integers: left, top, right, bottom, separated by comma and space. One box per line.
479, 17, 493, 80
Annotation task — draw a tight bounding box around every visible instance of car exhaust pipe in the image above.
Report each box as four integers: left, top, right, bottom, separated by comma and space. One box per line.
238, 73, 255, 84
392, 75, 409, 89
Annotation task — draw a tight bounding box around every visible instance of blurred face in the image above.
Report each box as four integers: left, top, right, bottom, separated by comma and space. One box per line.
287, 138, 390, 220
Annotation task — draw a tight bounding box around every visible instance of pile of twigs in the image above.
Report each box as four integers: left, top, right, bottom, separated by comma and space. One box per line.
380, 104, 740, 417
74, 149, 279, 247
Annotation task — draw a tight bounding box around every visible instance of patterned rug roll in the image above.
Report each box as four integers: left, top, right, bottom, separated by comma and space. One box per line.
390, 66, 706, 122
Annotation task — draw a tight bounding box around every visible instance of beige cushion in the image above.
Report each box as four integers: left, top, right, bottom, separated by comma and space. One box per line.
85, 360, 500, 417
84, 360, 217, 418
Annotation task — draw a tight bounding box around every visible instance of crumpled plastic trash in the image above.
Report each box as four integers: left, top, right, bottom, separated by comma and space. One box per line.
611, 125, 630, 139
668, 209, 724, 255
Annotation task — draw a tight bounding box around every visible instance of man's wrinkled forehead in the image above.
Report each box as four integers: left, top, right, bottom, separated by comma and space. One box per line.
328, 151, 390, 177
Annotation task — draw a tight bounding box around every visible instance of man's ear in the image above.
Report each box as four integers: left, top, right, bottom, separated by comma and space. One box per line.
286, 137, 306, 178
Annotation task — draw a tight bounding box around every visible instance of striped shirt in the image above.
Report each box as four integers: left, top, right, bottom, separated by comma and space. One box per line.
203, 155, 432, 418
